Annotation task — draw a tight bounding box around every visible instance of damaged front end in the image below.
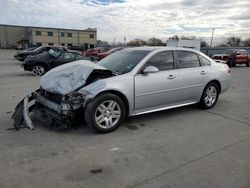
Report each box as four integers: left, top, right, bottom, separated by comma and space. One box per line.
12, 60, 115, 130
12, 88, 88, 130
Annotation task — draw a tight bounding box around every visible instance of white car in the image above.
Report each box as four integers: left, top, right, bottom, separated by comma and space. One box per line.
13, 47, 231, 133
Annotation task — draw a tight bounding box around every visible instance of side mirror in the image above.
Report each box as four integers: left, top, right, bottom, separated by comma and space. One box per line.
143, 66, 159, 74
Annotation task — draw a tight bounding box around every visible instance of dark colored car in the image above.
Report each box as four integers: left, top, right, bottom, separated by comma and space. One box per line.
22, 48, 88, 76
14, 46, 67, 62
97, 47, 124, 60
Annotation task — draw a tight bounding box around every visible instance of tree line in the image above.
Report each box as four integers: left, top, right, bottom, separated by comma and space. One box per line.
97, 35, 250, 48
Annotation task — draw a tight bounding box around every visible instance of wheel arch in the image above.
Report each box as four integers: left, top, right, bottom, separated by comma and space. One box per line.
94, 90, 130, 117
206, 80, 221, 94
32, 62, 49, 70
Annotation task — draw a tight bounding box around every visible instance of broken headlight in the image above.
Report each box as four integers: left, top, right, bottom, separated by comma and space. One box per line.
63, 92, 84, 105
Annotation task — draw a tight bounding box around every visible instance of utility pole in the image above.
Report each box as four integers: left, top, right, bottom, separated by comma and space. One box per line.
210, 28, 215, 47
123, 37, 126, 46
114, 38, 116, 47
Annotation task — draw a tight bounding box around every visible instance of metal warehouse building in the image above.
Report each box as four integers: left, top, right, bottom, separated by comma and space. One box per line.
0, 24, 97, 49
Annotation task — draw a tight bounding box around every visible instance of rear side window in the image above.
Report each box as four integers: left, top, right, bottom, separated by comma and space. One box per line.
177, 51, 200, 68
144, 51, 174, 71
62, 52, 75, 60
199, 55, 211, 66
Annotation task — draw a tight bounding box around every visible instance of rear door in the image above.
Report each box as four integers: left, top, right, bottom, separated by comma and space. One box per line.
134, 51, 178, 113
176, 51, 210, 103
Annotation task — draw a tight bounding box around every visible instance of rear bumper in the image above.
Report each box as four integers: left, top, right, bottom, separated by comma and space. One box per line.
220, 76, 231, 94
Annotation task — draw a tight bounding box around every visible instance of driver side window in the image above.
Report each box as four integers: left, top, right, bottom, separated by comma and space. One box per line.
142, 51, 174, 72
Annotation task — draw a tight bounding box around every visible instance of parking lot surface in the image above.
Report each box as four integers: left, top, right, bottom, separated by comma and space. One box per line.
0, 50, 249, 188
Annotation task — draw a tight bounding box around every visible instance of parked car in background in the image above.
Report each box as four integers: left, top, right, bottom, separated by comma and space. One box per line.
13, 47, 231, 133
22, 48, 88, 76
211, 49, 250, 67
97, 47, 124, 60
16, 47, 37, 54
83, 47, 109, 58
214, 59, 227, 64
14, 46, 67, 62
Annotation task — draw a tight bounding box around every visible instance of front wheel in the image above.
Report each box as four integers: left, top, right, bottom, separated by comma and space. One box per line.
246, 61, 249, 67
85, 93, 126, 133
32, 65, 46, 76
199, 83, 219, 109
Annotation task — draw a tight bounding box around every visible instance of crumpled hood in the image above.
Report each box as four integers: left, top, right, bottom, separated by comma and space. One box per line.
40, 60, 107, 95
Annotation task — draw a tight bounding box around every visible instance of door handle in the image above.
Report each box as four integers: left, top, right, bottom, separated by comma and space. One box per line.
200, 70, 207, 75
167, 75, 176, 79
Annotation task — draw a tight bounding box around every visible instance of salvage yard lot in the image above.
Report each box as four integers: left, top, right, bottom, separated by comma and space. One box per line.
0, 49, 249, 188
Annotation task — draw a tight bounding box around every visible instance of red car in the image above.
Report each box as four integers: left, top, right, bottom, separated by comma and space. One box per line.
83, 47, 109, 57
97, 47, 124, 60
212, 49, 250, 67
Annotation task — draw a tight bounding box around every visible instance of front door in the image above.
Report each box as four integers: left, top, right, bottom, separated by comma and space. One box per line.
134, 51, 178, 114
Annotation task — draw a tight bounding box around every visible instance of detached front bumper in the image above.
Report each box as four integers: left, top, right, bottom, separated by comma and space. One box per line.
12, 91, 80, 130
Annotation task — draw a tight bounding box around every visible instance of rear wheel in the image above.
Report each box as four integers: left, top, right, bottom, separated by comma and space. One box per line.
85, 93, 126, 133
32, 65, 46, 76
246, 61, 249, 67
199, 82, 219, 109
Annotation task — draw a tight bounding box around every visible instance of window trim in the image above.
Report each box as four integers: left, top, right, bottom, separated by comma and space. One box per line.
137, 50, 176, 74
47, 31, 53, 36
35, 31, 41, 36
67, 33, 72, 37
198, 54, 211, 66
174, 50, 201, 69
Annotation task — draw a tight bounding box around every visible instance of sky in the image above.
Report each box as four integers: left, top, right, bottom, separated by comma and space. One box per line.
0, 0, 249, 44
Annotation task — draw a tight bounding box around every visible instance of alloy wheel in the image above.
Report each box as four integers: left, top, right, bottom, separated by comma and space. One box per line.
204, 85, 217, 107
95, 100, 121, 129
32, 66, 45, 76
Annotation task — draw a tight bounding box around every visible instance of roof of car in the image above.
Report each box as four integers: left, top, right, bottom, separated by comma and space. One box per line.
124, 46, 200, 52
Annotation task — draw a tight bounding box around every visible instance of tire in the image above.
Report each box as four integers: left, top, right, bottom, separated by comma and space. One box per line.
199, 82, 219, 109
246, 61, 249, 67
32, 65, 46, 76
85, 93, 126, 133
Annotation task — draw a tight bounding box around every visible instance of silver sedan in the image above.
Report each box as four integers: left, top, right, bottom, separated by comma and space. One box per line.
12, 47, 231, 133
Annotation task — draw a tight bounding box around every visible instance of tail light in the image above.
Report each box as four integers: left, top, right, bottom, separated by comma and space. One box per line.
227, 67, 231, 74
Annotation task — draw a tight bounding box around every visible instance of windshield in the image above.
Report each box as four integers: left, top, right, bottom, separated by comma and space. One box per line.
48, 49, 62, 57
98, 49, 151, 74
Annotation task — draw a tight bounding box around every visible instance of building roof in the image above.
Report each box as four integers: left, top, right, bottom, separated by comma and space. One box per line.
0, 24, 96, 33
